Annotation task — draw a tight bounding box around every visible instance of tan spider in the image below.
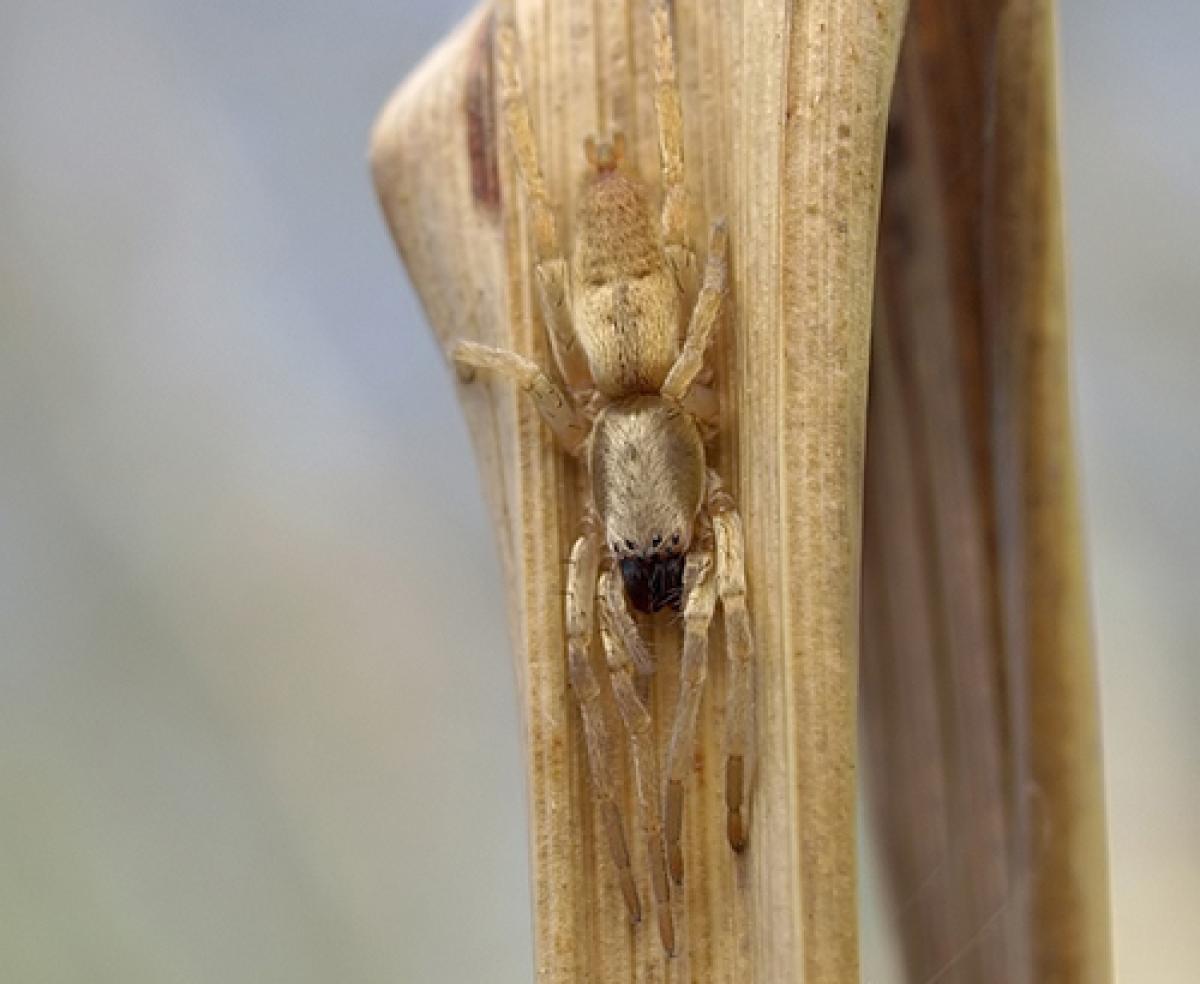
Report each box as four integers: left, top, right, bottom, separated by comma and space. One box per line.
453, 2, 753, 956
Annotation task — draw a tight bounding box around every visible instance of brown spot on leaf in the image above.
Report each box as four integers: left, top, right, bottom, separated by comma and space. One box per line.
464, 9, 500, 217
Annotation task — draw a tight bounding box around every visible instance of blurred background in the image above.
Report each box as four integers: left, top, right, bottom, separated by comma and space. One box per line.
0, 1, 1195, 981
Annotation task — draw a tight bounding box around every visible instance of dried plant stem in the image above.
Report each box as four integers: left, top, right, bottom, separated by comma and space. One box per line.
860, 2, 1113, 983
371, 1, 1111, 981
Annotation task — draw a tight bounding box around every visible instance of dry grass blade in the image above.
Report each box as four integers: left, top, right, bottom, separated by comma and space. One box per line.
860, 2, 1113, 982
371, 1, 904, 979
371, 0, 1111, 981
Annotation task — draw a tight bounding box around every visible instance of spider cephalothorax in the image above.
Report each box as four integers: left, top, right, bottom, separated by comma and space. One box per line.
451, 3, 754, 958
592, 395, 705, 614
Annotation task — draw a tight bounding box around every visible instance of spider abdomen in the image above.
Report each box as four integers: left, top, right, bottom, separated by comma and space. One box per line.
572, 168, 682, 397
574, 271, 680, 395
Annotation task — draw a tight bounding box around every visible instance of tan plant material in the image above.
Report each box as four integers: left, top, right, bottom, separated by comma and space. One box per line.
371, 1, 1112, 981
860, 2, 1113, 982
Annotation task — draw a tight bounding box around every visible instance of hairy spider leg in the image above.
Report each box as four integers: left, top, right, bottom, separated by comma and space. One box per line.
496, 23, 593, 392
599, 571, 675, 956
649, 0, 695, 303
662, 219, 728, 405
602, 558, 657, 678
566, 525, 641, 923
663, 528, 717, 884
708, 472, 754, 851
452, 341, 591, 455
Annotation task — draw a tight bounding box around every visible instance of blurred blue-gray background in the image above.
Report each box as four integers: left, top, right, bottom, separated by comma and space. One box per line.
1, 2, 1195, 981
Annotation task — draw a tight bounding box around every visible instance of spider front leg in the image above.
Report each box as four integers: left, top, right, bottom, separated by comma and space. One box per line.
649, 0, 695, 300
496, 23, 592, 391
708, 472, 754, 851
452, 341, 591, 455
565, 523, 641, 923
599, 553, 657, 678
599, 570, 675, 955
663, 529, 717, 884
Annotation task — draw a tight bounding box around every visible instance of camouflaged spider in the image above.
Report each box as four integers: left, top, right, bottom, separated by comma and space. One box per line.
453, 3, 753, 956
